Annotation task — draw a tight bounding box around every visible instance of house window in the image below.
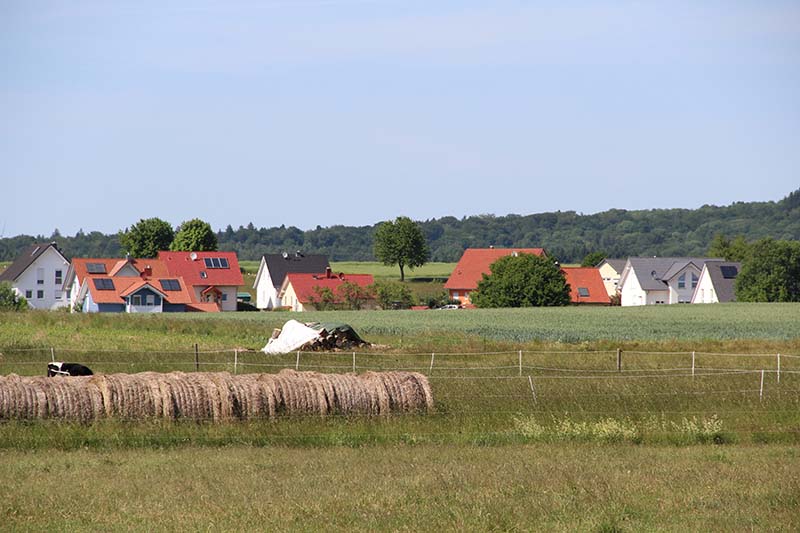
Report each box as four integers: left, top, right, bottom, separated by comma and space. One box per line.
691, 272, 699, 289
55, 292, 62, 300
453, 291, 459, 299
132, 295, 142, 306
221, 293, 227, 301
37, 268, 45, 285
37, 290, 44, 299
578, 287, 590, 297
200, 271, 208, 279
146, 294, 155, 306
55, 270, 63, 285
678, 274, 686, 289
25, 290, 32, 299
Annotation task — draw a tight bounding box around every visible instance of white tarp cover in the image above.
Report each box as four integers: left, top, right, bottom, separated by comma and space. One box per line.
262, 319, 321, 354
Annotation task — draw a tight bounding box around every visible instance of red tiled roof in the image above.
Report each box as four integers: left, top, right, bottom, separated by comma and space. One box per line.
158, 251, 244, 287
186, 302, 221, 312
283, 273, 375, 304
444, 248, 546, 291
86, 276, 194, 305
72, 257, 171, 285
72, 258, 125, 286
561, 267, 610, 304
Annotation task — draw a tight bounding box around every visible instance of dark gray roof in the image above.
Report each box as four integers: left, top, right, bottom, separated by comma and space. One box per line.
703, 261, 741, 303
597, 258, 626, 273
0, 242, 67, 283
627, 257, 722, 291
262, 253, 330, 289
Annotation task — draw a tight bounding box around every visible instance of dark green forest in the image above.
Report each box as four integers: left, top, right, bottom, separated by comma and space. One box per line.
3, 189, 798, 263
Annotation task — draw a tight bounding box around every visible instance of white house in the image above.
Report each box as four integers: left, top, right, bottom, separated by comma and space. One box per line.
596, 258, 626, 297
691, 261, 741, 304
0, 242, 70, 310
618, 257, 723, 306
253, 252, 330, 310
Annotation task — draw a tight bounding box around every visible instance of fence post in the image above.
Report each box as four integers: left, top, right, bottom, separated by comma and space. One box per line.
234, 349, 238, 374
352, 351, 356, 372
51, 347, 55, 363
519, 350, 522, 376
616, 348, 622, 373
759, 369, 765, 401
528, 375, 537, 403
691, 351, 695, 377
429, 353, 435, 373
296, 351, 300, 370
194, 344, 199, 372
777, 353, 781, 384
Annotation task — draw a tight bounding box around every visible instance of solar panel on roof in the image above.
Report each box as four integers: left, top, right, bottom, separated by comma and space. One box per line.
201, 257, 230, 269
720, 266, 738, 279
93, 278, 114, 290
160, 279, 181, 291
87, 263, 106, 274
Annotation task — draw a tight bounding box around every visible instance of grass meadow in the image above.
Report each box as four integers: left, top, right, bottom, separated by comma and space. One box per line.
1, 304, 799, 530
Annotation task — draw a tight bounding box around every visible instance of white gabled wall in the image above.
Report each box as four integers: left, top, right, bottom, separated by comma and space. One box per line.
665, 265, 701, 304
620, 269, 646, 306
255, 258, 278, 309
691, 266, 718, 304
11, 247, 70, 310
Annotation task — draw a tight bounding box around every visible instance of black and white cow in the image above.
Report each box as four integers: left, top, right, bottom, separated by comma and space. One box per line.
47, 362, 94, 377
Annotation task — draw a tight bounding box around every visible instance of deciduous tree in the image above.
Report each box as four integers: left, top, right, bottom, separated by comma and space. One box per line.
119, 218, 174, 258
736, 238, 800, 302
581, 251, 607, 267
471, 253, 570, 308
373, 216, 429, 281
0, 282, 27, 311
171, 219, 218, 251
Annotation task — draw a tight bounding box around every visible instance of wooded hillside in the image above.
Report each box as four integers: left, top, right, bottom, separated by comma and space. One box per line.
3, 189, 798, 263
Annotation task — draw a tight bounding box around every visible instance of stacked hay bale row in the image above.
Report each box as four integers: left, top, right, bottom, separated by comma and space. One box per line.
0, 369, 433, 422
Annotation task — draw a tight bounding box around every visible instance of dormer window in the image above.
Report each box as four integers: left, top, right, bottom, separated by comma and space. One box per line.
691, 272, 699, 289
678, 274, 686, 289
200, 271, 208, 279
577, 287, 590, 297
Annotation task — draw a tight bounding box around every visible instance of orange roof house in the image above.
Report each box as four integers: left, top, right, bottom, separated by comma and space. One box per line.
560, 267, 611, 305
65, 253, 242, 313
279, 270, 375, 312
444, 248, 546, 305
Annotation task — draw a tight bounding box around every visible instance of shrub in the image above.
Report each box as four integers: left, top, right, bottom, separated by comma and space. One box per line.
0, 282, 27, 311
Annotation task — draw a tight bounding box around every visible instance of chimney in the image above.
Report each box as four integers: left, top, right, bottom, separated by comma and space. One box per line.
338, 272, 344, 280
144, 265, 152, 278
325, 266, 332, 279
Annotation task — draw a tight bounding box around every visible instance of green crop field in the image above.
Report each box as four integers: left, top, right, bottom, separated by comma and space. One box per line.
235, 260, 455, 303
1, 305, 799, 530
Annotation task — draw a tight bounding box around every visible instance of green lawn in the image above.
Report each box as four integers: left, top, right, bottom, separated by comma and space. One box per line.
5, 303, 797, 351
234, 260, 455, 303
2, 305, 799, 531
2, 444, 798, 531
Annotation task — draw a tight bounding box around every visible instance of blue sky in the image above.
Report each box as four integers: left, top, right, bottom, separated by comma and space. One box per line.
2, 0, 798, 237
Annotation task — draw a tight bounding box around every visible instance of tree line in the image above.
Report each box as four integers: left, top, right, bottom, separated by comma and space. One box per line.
2, 189, 798, 263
